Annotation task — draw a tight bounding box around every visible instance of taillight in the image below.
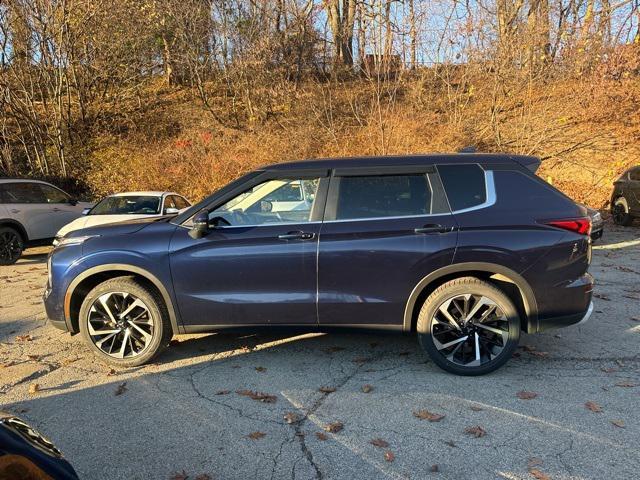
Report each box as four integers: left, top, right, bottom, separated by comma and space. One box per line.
544, 217, 591, 236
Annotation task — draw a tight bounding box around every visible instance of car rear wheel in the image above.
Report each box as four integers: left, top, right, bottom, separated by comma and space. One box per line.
79, 277, 172, 367
417, 277, 520, 376
0, 226, 24, 266
612, 197, 633, 226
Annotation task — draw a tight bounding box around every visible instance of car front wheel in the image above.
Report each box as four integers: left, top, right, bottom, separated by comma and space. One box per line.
417, 277, 520, 376
79, 277, 172, 367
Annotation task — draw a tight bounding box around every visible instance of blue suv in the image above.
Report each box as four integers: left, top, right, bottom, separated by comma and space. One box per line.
44, 154, 594, 375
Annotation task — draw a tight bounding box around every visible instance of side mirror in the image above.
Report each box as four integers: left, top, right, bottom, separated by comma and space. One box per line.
188, 210, 209, 239
164, 207, 179, 215
81, 207, 91, 216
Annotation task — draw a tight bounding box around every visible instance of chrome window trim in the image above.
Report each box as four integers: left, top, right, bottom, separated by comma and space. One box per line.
323, 212, 453, 224
178, 220, 323, 230
448, 170, 496, 214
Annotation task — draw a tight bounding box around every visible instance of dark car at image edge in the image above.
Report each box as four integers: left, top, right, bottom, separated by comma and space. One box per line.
44, 154, 594, 375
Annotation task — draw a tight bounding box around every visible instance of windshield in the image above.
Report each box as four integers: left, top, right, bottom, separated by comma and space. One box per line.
90, 196, 161, 215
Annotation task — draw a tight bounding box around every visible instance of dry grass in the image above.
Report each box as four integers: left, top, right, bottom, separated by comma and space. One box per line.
82, 74, 640, 208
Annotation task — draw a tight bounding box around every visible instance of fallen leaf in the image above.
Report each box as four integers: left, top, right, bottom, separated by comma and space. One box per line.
370, 438, 389, 448
615, 360, 625, 367
444, 440, 457, 448
247, 431, 266, 440
107, 368, 117, 376
319, 386, 336, 393
324, 421, 344, 433
15, 335, 33, 342
28, 383, 40, 395
315, 432, 328, 441
585, 401, 602, 413
284, 412, 300, 424
324, 346, 345, 353
631, 316, 640, 322
611, 419, 625, 428
352, 357, 371, 363
516, 390, 538, 400
170, 471, 188, 480
361, 384, 373, 393
470, 405, 483, 411
529, 469, 551, 480
464, 425, 486, 438
593, 293, 610, 301
255, 366, 266, 373
215, 390, 230, 395
528, 351, 550, 358
384, 451, 395, 462
236, 389, 277, 403
115, 382, 128, 396
521, 345, 536, 352
601, 367, 618, 373
413, 409, 445, 422
195, 475, 211, 480
615, 381, 637, 388
527, 457, 543, 469
430, 465, 439, 472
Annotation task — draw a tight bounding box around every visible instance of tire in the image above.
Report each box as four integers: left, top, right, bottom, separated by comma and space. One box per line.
79, 277, 173, 367
0, 226, 24, 266
612, 196, 634, 226
417, 277, 520, 376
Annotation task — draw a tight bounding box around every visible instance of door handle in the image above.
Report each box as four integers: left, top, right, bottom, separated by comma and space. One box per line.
278, 231, 315, 240
414, 224, 451, 234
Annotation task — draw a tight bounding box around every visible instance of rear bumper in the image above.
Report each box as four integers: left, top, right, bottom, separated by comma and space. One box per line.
537, 300, 593, 331
535, 272, 594, 332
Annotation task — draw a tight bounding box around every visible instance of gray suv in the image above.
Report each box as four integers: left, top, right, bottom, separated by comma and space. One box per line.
0, 179, 91, 265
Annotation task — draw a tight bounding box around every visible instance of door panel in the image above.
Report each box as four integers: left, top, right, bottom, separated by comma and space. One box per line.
317, 215, 457, 326
169, 223, 320, 327
318, 171, 457, 327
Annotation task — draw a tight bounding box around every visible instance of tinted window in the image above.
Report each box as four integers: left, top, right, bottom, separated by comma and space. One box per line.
437, 164, 487, 211
630, 168, 640, 181
1, 183, 46, 203
211, 178, 320, 226
90, 196, 161, 215
38, 184, 69, 203
174, 196, 189, 209
335, 174, 433, 220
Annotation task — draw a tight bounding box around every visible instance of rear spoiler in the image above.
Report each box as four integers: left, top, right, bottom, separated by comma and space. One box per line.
512, 155, 541, 173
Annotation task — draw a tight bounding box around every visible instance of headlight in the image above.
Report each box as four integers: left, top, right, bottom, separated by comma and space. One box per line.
55, 235, 100, 247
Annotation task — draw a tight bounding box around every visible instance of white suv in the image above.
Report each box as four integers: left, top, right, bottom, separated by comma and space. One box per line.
0, 179, 92, 265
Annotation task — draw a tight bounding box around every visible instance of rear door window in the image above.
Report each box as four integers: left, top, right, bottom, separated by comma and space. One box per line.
1, 183, 47, 203
630, 168, 640, 181
331, 173, 447, 221
437, 164, 487, 211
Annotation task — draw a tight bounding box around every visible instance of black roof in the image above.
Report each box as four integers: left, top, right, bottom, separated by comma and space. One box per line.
262, 153, 540, 172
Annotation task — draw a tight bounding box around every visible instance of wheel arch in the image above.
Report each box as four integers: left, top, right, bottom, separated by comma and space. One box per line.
64, 264, 182, 335
0, 219, 28, 242
403, 262, 539, 334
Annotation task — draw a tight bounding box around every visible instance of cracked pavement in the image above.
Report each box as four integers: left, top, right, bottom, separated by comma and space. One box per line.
1, 223, 639, 479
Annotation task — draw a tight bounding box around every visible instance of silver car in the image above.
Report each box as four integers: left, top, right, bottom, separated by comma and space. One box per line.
0, 179, 91, 265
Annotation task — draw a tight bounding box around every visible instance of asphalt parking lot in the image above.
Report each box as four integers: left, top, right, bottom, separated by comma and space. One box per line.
1, 223, 639, 480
